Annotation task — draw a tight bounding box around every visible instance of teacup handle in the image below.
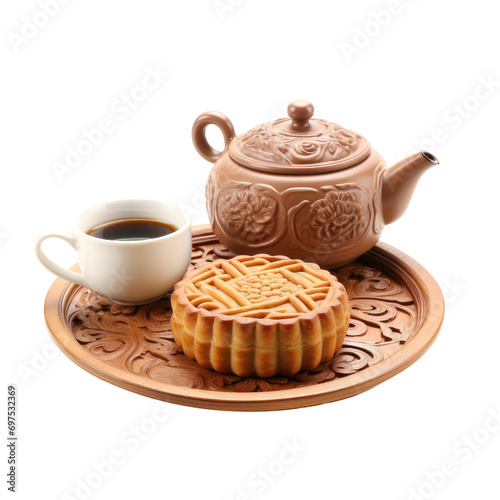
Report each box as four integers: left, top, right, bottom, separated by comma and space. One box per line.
192, 111, 236, 163
35, 231, 88, 287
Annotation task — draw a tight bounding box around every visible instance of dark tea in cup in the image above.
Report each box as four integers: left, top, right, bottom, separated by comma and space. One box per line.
87, 218, 177, 242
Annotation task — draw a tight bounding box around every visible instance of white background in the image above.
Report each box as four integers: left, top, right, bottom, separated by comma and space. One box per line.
2, 1, 499, 499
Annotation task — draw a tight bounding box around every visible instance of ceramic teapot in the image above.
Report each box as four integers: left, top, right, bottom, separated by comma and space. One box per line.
192, 100, 439, 267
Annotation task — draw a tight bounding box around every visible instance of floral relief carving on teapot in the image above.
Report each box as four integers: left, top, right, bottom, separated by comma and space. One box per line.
287, 184, 372, 253
235, 120, 364, 166
215, 182, 286, 247
193, 99, 439, 267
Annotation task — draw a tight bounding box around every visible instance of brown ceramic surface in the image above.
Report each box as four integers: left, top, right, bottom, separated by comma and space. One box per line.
193, 100, 439, 267
44, 225, 444, 411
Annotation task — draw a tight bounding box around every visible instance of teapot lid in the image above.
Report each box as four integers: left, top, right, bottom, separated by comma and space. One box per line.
229, 100, 371, 174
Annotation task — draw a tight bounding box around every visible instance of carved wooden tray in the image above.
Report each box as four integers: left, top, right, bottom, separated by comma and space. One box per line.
44, 225, 444, 411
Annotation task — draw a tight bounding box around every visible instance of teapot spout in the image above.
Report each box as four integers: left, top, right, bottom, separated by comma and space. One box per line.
381, 150, 439, 225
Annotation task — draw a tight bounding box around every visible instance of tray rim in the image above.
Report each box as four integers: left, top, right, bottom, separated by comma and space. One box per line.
44, 225, 445, 411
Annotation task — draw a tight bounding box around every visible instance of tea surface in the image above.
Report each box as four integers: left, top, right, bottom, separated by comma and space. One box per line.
87, 218, 177, 241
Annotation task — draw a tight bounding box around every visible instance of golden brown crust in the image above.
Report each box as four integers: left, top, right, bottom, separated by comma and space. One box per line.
171, 254, 349, 377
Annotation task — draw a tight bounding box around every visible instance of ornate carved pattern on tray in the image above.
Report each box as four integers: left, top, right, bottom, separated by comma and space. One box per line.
44, 225, 444, 411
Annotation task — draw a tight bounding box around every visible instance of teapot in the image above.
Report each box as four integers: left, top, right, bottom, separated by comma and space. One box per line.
192, 100, 438, 267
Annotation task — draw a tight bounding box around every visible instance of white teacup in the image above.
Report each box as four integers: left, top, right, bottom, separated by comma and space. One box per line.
35, 199, 192, 304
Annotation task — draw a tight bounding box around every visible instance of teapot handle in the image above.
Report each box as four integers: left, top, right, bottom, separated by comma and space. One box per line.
192, 111, 236, 164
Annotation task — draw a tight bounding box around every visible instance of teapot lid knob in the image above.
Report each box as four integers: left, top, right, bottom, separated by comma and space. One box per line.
287, 100, 314, 131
